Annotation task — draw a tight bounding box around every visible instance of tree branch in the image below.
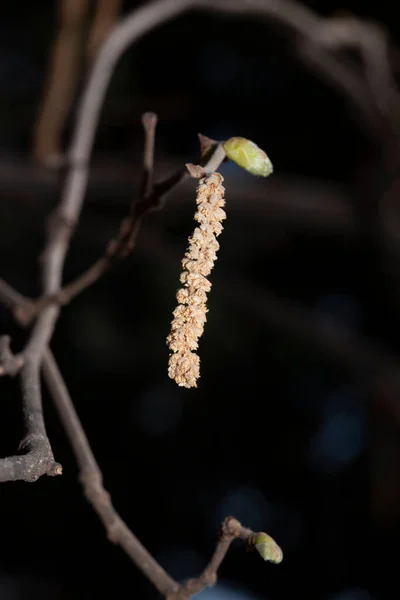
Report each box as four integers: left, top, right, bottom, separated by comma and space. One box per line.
15, 137, 225, 324
41, 349, 180, 598
18, 0, 399, 326
0, 203, 77, 480
0, 278, 65, 481
31, 0, 397, 246
0, 270, 280, 593
42, 354, 277, 598
44, 341, 280, 598
1, 0, 397, 585
140, 111, 158, 198
86, 0, 122, 63
0, 336, 23, 377
172, 518, 254, 599
33, 0, 91, 167
0, 331, 62, 482
44, 0, 399, 189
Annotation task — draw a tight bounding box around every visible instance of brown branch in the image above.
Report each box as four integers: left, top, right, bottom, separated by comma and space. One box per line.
43, 354, 276, 598
15, 137, 224, 325
0, 325, 61, 482
172, 518, 254, 599
49, 0, 399, 183
41, 349, 180, 598
0, 278, 26, 310
0, 272, 279, 593
33, 0, 91, 167
21, 0, 398, 321
86, 0, 122, 63
0, 0, 396, 584
25, 0, 398, 323
0, 282, 64, 482
33, 0, 399, 168
140, 111, 158, 198
308, 16, 397, 119
32, 0, 397, 243
0, 0, 125, 479
0, 336, 23, 377
43, 348, 277, 598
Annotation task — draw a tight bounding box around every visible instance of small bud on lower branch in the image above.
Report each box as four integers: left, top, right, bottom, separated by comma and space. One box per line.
247, 532, 283, 564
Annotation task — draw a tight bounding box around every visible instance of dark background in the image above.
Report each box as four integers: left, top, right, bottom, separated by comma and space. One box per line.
1, 1, 400, 599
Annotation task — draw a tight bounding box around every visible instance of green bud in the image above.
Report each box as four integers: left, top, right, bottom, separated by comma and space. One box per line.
251, 532, 283, 564
223, 137, 273, 177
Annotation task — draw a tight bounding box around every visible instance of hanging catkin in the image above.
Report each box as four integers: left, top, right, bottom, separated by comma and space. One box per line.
167, 172, 226, 388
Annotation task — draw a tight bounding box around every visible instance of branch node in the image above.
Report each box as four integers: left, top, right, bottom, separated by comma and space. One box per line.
13, 301, 40, 327
185, 163, 206, 179
0, 336, 24, 377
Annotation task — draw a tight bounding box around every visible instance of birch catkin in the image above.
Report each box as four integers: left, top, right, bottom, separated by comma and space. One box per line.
167, 172, 226, 388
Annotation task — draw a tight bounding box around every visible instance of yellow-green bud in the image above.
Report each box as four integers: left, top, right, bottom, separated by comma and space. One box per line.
223, 137, 273, 177
250, 532, 283, 564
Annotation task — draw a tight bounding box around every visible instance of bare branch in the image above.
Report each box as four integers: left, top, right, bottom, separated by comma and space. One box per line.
44, 351, 282, 597
55, 0, 399, 201
141, 111, 158, 198
0, 278, 26, 310
42, 351, 277, 598
16, 137, 227, 322
0, 282, 63, 482
0, 332, 61, 482
0, 208, 78, 481
1, 0, 398, 581
37, 0, 396, 245
19, 0, 399, 324
0, 266, 278, 591
42, 350, 180, 597
0, 336, 23, 377
308, 16, 396, 118
86, 0, 122, 63
172, 518, 254, 599
0, 0, 123, 480
33, 0, 91, 167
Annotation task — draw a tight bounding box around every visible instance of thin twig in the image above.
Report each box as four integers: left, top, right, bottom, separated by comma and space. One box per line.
141, 111, 158, 198
86, 0, 122, 63
41, 349, 180, 598
33, 0, 91, 167
15, 140, 225, 324
46, 0, 399, 193
42, 355, 267, 599
30, 0, 397, 253
0, 336, 23, 377
21, 0, 400, 322
175, 518, 254, 599
44, 342, 272, 598
0, 273, 276, 594
308, 16, 397, 118
43, 350, 269, 599
0, 278, 26, 310
0, 282, 64, 482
